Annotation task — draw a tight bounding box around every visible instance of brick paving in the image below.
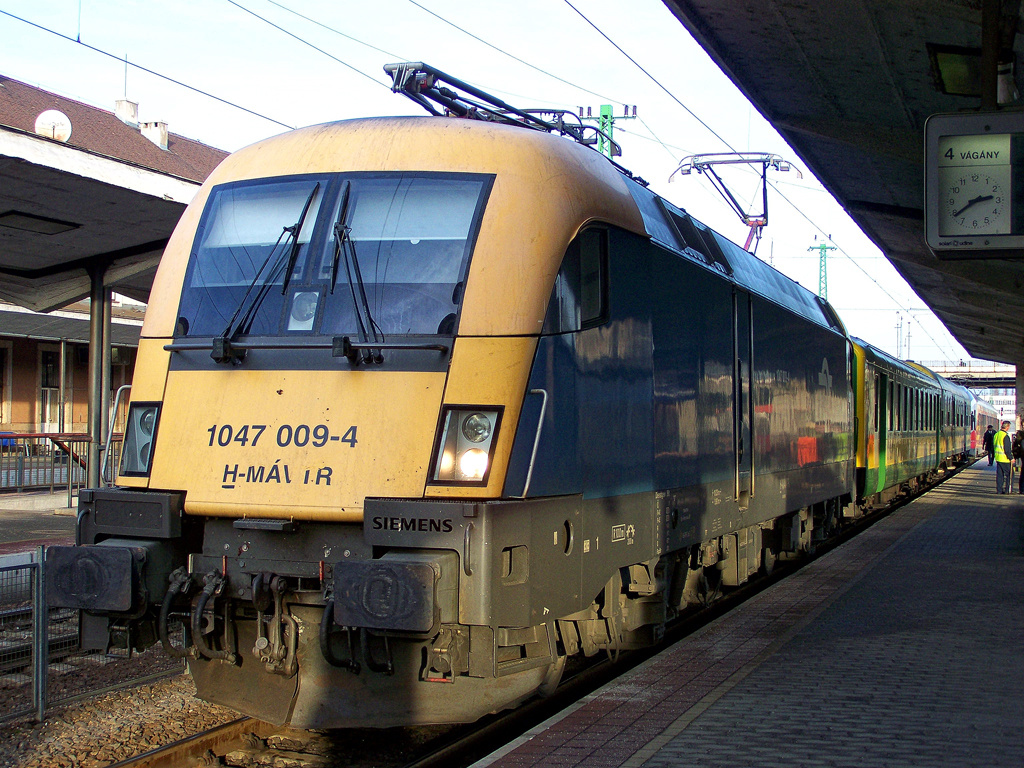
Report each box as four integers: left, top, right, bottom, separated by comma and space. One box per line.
474, 464, 1024, 768
0, 506, 74, 555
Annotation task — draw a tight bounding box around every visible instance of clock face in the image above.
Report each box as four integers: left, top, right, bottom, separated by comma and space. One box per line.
938, 164, 1012, 236
925, 116, 1024, 254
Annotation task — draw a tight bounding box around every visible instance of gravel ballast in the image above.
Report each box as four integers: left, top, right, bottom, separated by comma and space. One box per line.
0, 675, 237, 768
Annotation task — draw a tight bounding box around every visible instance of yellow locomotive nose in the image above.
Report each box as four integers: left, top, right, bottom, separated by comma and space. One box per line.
150, 367, 447, 521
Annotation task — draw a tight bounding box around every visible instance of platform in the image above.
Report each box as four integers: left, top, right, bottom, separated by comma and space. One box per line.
474, 463, 1024, 767
0, 489, 75, 558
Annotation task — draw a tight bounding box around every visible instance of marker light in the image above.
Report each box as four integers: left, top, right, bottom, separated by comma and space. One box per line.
288, 290, 319, 331
431, 406, 502, 485
461, 413, 491, 443
120, 402, 161, 477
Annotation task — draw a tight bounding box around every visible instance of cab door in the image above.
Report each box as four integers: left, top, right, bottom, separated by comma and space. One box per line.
734, 290, 752, 506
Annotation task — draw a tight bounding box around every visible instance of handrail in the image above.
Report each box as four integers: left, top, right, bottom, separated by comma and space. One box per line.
518, 388, 548, 499
102, 385, 132, 485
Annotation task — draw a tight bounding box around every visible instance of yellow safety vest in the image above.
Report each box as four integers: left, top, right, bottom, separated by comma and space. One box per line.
994, 430, 1010, 463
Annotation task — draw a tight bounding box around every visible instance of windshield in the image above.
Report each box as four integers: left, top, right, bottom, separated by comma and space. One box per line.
176, 173, 491, 338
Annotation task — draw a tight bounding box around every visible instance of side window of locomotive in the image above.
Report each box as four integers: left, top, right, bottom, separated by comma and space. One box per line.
579, 229, 606, 325
543, 228, 608, 334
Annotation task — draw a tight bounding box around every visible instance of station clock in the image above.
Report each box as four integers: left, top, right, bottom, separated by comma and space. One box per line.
924, 111, 1024, 259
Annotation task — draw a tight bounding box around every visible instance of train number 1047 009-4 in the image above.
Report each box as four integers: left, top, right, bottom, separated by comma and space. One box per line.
205, 424, 358, 448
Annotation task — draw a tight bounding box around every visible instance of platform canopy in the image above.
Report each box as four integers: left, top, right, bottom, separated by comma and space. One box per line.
0, 76, 227, 313
0, 75, 229, 484
664, 0, 1024, 364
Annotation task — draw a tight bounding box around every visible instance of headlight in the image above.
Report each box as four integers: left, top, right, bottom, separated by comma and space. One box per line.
461, 413, 491, 443
431, 406, 502, 485
120, 402, 161, 477
459, 448, 489, 479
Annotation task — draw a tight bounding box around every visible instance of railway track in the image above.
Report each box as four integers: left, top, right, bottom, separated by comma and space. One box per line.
0, 605, 78, 674
102, 460, 976, 768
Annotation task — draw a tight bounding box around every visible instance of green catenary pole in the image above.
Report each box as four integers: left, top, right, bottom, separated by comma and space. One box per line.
582, 105, 637, 159
808, 240, 837, 300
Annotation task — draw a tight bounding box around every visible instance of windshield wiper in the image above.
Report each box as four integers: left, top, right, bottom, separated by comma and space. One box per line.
331, 182, 385, 364
328, 180, 351, 295
280, 182, 321, 296
212, 182, 321, 363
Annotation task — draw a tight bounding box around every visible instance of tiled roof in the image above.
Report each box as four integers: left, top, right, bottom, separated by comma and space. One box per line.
0, 75, 228, 183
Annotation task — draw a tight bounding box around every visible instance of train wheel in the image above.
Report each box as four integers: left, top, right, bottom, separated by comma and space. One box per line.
761, 545, 777, 576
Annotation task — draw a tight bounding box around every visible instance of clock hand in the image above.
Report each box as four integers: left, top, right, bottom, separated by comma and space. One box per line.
953, 194, 995, 218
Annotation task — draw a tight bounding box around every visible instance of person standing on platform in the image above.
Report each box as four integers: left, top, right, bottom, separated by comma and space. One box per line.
1013, 430, 1024, 494
983, 424, 996, 465
993, 421, 1013, 493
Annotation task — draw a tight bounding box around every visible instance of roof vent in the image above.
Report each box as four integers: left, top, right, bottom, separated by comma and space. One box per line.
115, 99, 139, 127
34, 110, 72, 142
140, 120, 169, 150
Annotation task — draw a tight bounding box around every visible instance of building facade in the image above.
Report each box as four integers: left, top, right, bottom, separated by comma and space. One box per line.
0, 300, 142, 434
0, 76, 228, 439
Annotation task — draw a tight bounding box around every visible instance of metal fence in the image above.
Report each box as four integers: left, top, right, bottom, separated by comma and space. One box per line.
0, 548, 184, 724
0, 433, 124, 499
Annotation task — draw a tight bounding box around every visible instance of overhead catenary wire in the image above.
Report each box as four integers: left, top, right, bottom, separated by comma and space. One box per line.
260, 0, 407, 60
225, 0, 389, 90
765, 180, 950, 353
4, 2, 964, 360
0, 7, 295, 130
403, 0, 680, 156
556, 1, 956, 358
405, 0, 622, 106
561, 0, 735, 152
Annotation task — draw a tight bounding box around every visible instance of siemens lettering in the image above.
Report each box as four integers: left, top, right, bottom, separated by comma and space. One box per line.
371, 516, 454, 533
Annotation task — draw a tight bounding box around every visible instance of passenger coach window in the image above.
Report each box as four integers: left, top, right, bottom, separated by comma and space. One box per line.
897, 384, 903, 431
873, 375, 879, 430
888, 381, 895, 430
543, 228, 608, 334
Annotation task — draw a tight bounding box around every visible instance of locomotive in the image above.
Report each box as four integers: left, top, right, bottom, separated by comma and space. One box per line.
47, 65, 992, 728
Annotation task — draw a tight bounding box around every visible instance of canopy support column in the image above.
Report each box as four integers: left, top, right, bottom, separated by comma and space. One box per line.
1016, 364, 1024, 432
87, 264, 112, 488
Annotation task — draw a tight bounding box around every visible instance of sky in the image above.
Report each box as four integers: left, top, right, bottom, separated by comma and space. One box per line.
0, 0, 995, 365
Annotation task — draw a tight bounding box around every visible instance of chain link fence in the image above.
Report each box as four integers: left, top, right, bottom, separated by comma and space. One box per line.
0, 548, 184, 724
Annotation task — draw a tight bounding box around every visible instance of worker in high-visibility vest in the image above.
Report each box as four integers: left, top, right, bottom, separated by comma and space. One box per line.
993, 420, 1013, 493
